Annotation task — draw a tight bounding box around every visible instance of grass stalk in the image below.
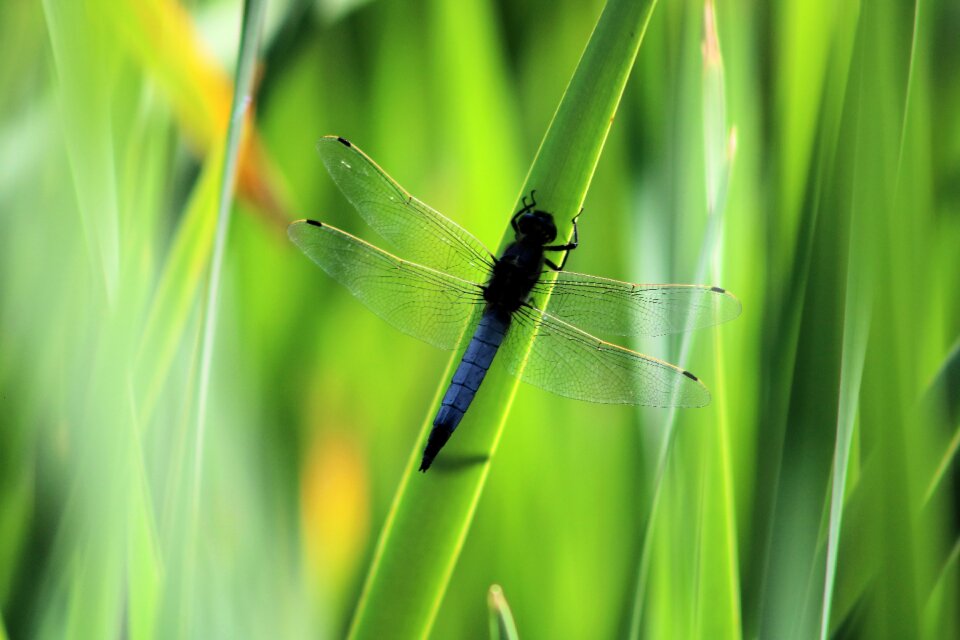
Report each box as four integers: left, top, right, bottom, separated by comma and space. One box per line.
184, 0, 267, 631
628, 2, 738, 635
487, 585, 519, 640
347, 1, 659, 637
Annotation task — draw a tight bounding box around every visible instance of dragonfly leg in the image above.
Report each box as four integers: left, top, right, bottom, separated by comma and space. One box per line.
511, 189, 539, 233
543, 209, 582, 270
522, 189, 538, 212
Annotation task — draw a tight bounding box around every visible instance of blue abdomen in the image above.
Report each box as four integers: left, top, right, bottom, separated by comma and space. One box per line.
419, 309, 511, 471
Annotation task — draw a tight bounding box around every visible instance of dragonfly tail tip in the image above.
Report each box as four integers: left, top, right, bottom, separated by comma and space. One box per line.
420, 423, 456, 473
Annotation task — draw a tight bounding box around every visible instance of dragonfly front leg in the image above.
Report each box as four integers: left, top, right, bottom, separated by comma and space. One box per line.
511, 189, 539, 233
544, 209, 582, 271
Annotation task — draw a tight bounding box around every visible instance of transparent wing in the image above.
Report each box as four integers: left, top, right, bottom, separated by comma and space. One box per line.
534, 272, 741, 337
317, 136, 494, 283
499, 304, 711, 407
289, 220, 484, 350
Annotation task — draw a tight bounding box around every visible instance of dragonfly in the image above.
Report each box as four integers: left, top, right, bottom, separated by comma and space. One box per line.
289, 137, 741, 472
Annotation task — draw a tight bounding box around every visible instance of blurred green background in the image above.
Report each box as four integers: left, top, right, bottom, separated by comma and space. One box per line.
2, 0, 959, 638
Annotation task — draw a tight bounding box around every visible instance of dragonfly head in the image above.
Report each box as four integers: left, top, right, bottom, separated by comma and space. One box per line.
516, 210, 557, 245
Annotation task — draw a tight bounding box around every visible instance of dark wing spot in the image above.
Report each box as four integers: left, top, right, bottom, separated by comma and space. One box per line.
336, 137, 352, 147
305, 219, 323, 227
710, 286, 726, 293
682, 370, 699, 381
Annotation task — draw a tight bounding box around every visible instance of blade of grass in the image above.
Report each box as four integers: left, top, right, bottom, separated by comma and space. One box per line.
134, 149, 223, 425
824, 325, 959, 634
817, 0, 925, 628
755, 89, 851, 640
106, 0, 289, 222
190, 0, 267, 515
921, 338, 960, 445
744, 0, 860, 632
629, 2, 738, 635
833, 1, 934, 634
809, 10, 882, 633
42, 0, 120, 302
924, 538, 960, 637
39, 2, 133, 636
125, 385, 162, 640
184, 0, 266, 632
347, 1, 659, 637
696, 6, 741, 634
487, 584, 519, 640
817, 173, 872, 640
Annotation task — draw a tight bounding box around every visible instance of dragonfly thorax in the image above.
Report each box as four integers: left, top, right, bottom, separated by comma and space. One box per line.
484, 240, 545, 313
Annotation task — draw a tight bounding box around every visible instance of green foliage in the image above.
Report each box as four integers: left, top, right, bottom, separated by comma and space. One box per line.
1, 0, 958, 638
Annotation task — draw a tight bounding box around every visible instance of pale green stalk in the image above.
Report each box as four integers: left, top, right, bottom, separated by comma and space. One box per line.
629, 2, 738, 636
185, 0, 266, 632
487, 585, 519, 640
